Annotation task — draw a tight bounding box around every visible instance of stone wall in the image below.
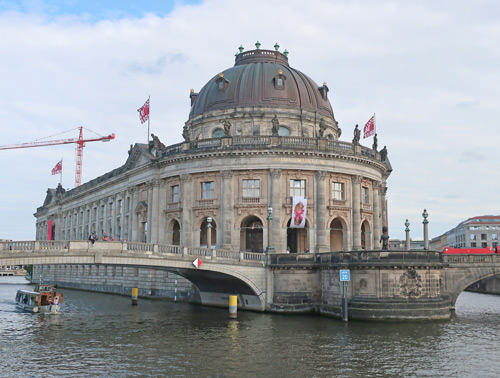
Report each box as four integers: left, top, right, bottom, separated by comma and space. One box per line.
32, 264, 200, 302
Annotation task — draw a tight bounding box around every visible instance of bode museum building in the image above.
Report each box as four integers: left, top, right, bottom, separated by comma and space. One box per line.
35, 43, 392, 254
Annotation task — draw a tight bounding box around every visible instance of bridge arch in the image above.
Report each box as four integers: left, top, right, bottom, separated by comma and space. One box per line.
448, 267, 500, 308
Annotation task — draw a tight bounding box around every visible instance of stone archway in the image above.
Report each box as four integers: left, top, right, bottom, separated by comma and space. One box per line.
330, 218, 345, 251
240, 216, 264, 252
361, 220, 371, 250
166, 219, 181, 245
200, 218, 217, 248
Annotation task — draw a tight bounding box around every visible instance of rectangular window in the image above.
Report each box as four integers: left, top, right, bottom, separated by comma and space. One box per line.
492, 234, 498, 240
331, 182, 345, 200
243, 179, 260, 198
171, 185, 179, 203
481, 233, 487, 240
362, 186, 369, 204
290, 179, 306, 197
482, 242, 488, 248
471, 242, 477, 247
201, 181, 215, 200
470, 234, 476, 241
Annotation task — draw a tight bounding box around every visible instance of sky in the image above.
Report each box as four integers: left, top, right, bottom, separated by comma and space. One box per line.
0, 0, 499, 242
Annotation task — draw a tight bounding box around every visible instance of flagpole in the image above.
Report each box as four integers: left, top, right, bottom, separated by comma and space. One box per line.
60, 158, 63, 185
374, 113, 376, 134
147, 95, 150, 144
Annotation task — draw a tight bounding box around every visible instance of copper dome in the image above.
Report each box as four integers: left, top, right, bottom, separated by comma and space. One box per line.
188, 48, 335, 122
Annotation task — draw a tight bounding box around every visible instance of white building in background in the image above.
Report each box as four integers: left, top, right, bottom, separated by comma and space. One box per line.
430, 215, 500, 251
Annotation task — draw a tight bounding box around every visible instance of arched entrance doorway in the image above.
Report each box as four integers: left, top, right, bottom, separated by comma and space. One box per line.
330, 218, 344, 251
200, 218, 217, 248
240, 216, 263, 252
286, 219, 308, 253
167, 219, 181, 245
361, 220, 371, 250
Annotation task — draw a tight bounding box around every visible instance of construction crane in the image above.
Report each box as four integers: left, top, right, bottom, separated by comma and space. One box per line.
0, 127, 115, 187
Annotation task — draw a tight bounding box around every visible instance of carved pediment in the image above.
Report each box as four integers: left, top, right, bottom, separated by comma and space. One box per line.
124, 144, 154, 171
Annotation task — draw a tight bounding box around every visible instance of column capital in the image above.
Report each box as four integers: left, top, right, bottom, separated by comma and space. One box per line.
221, 170, 233, 180
351, 175, 362, 185
181, 173, 192, 183
315, 170, 327, 181
270, 168, 282, 179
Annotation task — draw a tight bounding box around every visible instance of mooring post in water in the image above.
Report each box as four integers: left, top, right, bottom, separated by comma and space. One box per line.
132, 287, 138, 305
174, 274, 178, 302
341, 282, 348, 322
229, 295, 237, 318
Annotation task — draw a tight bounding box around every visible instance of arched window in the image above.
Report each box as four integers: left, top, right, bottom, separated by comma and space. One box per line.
278, 126, 290, 136
212, 128, 225, 138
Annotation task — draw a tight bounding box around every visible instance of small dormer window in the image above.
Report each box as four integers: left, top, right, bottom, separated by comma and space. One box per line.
215, 72, 229, 91
274, 69, 286, 90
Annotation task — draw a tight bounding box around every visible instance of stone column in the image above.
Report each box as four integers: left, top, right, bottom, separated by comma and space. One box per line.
351, 175, 362, 250
181, 174, 193, 247
120, 191, 126, 241
221, 170, 234, 249
130, 187, 138, 242
315, 171, 328, 252
373, 181, 381, 250
147, 182, 154, 243
158, 180, 167, 245
150, 179, 161, 243
110, 197, 116, 239
270, 169, 283, 253
381, 183, 388, 231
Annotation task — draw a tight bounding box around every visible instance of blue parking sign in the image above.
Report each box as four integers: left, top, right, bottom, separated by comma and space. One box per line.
340, 269, 350, 281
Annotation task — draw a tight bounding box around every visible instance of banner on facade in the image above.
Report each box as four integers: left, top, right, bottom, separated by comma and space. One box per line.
291, 196, 307, 228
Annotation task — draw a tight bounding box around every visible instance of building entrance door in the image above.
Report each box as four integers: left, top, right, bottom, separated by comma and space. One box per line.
286, 220, 308, 253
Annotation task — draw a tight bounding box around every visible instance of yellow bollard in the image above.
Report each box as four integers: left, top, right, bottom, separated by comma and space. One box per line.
131, 287, 138, 305
229, 295, 237, 318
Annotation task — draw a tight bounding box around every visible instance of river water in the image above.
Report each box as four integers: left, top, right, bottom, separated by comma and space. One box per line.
1, 276, 500, 378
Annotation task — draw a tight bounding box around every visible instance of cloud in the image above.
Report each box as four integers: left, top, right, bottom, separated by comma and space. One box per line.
0, 0, 499, 242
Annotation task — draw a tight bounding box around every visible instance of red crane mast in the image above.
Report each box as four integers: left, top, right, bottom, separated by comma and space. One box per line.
0, 127, 115, 187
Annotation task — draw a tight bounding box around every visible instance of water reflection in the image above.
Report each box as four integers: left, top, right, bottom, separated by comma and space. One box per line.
1, 277, 500, 377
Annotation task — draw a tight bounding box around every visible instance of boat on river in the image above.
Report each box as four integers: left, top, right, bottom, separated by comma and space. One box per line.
15, 284, 63, 314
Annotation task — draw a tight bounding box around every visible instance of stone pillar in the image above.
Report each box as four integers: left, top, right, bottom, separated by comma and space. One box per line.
110, 197, 116, 239
130, 187, 138, 242
181, 174, 193, 247
351, 175, 361, 250
221, 170, 234, 249
270, 169, 283, 253
102, 198, 108, 236
150, 179, 161, 243
157, 180, 167, 245
381, 183, 388, 231
120, 191, 126, 241
373, 181, 381, 250
315, 171, 328, 252
147, 182, 154, 243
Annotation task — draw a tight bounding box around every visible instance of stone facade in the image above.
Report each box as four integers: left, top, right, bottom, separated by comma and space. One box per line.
35, 46, 392, 256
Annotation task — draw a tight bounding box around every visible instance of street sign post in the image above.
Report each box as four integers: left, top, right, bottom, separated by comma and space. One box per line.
339, 269, 350, 321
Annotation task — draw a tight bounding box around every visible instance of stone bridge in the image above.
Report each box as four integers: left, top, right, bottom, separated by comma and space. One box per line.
2, 241, 500, 320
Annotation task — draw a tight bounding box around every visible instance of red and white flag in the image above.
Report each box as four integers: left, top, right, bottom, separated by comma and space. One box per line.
51, 160, 62, 175
363, 115, 375, 139
137, 98, 150, 124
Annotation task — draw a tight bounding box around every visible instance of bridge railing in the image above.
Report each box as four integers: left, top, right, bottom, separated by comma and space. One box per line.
443, 254, 500, 264
0, 240, 265, 264
269, 250, 443, 265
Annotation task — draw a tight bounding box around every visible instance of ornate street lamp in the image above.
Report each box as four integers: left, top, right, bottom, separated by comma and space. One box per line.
266, 206, 274, 253
405, 219, 410, 251
422, 209, 429, 250
207, 215, 213, 249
